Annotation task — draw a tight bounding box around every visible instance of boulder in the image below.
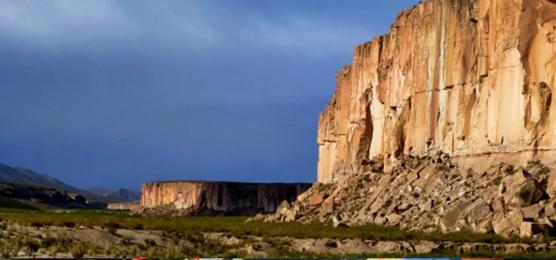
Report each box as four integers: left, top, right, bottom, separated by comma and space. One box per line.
518, 181, 547, 206
522, 204, 543, 220
440, 201, 472, 231
320, 199, 334, 215
547, 170, 556, 198
324, 239, 338, 248
493, 211, 523, 237
308, 193, 326, 206
373, 241, 402, 254
332, 215, 349, 228
520, 221, 552, 238
544, 200, 556, 216
520, 222, 533, 238
386, 213, 402, 226
490, 197, 505, 213
466, 199, 491, 221
413, 241, 439, 254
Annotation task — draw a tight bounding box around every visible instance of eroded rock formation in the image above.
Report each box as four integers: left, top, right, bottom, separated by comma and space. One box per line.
139, 181, 310, 215
318, 0, 556, 183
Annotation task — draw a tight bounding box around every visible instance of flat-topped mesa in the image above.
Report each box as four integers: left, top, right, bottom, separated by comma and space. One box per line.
140, 181, 311, 215
318, 0, 556, 183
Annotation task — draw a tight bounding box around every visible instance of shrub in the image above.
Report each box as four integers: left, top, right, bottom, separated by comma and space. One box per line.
69, 242, 88, 258
23, 238, 40, 252
102, 221, 120, 229
144, 239, 156, 247
103, 221, 120, 234
0, 242, 12, 258
48, 245, 59, 257
30, 221, 48, 228
132, 223, 144, 230
40, 236, 57, 248
62, 221, 76, 228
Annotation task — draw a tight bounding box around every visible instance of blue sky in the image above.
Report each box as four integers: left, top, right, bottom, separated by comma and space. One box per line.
0, 0, 419, 190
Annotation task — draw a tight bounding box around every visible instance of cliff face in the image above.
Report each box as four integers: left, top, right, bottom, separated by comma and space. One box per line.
140, 181, 310, 215
318, 0, 556, 183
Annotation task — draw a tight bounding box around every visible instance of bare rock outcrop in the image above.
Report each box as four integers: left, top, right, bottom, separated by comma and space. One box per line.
138, 181, 310, 216
318, 0, 556, 183
268, 153, 556, 239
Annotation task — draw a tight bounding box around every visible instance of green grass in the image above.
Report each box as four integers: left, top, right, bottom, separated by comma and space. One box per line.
0, 208, 521, 243
0, 195, 40, 210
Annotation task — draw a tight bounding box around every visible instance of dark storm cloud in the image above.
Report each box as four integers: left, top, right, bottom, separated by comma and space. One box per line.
0, 0, 419, 189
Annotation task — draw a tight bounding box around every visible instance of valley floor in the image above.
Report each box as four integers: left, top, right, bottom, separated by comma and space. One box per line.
0, 209, 556, 258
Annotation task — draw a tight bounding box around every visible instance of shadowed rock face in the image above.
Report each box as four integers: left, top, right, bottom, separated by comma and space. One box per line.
318, 0, 556, 183
140, 181, 311, 215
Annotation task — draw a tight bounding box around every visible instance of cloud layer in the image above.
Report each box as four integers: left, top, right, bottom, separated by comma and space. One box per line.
0, 0, 419, 189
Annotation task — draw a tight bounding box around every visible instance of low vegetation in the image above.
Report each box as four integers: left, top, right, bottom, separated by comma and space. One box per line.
0, 207, 553, 258
0, 208, 510, 243
0, 195, 40, 210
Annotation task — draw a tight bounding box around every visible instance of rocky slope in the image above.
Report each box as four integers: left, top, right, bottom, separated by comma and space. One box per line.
139, 181, 310, 215
318, 0, 556, 183
268, 153, 556, 239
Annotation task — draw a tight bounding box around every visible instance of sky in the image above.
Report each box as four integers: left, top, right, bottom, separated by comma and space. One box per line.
0, 0, 419, 190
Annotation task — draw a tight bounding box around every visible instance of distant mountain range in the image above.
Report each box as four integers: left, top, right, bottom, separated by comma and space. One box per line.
0, 164, 81, 193
0, 163, 140, 208
87, 188, 140, 202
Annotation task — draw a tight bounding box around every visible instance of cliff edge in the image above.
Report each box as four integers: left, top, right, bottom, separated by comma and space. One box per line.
318, 0, 556, 183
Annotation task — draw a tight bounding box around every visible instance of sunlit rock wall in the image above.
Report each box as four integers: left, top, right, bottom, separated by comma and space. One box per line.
318, 0, 556, 183
140, 181, 311, 215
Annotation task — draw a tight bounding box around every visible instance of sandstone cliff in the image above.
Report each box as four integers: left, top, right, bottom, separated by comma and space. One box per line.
318, 0, 556, 183
139, 181, 310, 215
